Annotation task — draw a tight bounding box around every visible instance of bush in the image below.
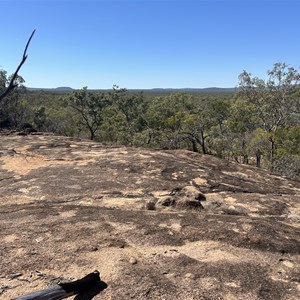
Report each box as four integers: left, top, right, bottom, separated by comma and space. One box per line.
272, 154, 300, 180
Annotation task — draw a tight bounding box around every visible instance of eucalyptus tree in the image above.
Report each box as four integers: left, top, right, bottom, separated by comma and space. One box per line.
145, 93, 195, 149
226, 97, 258, 164
0, 70, 29, 129
238, 62, 300, 163
65, 87, 110, 140
108, 86, 149, 145
181, 98, 215, 154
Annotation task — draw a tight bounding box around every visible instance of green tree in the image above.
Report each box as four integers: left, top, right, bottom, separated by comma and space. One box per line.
271, 125, 300, 178
207, 99, 231, 158
65, 87, 110, 140
0, 70, 30, 129
145, 93, 195, 149
227, 97, 258, 164
238, 62, 300, 163
181, 98, 214, 154
108, 86, 149, 145
0, 70, 7, 94
276, 125, 300, 156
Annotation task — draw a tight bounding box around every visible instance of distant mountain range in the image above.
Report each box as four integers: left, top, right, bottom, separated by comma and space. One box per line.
28, 86, 74, 92
28, 87, 237, 93
149, 87, 237, 93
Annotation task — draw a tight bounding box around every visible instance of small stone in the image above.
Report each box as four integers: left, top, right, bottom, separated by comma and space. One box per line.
176, 199, 204, 210
145, 199, 156, 210
129, 257, 137, 265
194, 192, 206, 201
282, 260, 294, 268
156, 196, 176, 207
185, 273, 195, 279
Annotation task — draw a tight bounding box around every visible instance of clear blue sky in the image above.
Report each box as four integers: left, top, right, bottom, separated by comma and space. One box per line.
1, 0, 299, 89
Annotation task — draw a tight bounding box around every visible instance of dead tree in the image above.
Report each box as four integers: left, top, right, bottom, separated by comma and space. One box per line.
10, 271, 107, 300
0, 29, 35, 102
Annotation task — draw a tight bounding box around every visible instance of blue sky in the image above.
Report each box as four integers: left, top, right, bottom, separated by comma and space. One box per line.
1, 0, 299, 89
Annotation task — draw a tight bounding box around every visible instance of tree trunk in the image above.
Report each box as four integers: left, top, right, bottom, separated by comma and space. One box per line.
191, 137, 198, 153
90, 132, 95, 140
200, 130, 207, 154
270, 138, 276, 161
242, 139, 249, 164
243, 155, 249, 164
256, 149, 261, 168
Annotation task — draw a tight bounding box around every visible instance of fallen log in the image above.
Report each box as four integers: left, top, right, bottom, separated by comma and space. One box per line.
10, 271, 107, 300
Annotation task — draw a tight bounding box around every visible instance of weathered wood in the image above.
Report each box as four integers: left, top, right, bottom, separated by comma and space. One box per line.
0, 29, 35, 102
10, 271, 107, 300
10, 285, 73, 300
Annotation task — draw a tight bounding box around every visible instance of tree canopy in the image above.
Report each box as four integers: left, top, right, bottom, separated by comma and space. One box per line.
1, 62, 299, 178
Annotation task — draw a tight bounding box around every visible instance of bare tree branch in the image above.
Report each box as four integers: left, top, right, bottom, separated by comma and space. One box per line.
0, 29, 36, 102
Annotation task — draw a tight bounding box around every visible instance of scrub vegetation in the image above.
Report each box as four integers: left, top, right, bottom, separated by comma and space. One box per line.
1, 62, 299, 178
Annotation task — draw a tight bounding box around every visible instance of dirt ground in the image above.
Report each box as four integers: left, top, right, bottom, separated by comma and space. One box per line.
0, 134, 299, 299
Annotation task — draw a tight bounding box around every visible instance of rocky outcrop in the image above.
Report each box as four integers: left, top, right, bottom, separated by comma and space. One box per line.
0, 134, 299, 299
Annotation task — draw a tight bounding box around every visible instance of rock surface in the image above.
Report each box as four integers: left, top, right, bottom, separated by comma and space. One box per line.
0, 134, 299, 299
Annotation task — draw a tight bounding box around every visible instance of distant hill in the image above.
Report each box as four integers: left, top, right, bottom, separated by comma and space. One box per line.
27, 87, 236, 94
28, 87, 73, 92
55, 87, 73, 91
148, 87, 237, 93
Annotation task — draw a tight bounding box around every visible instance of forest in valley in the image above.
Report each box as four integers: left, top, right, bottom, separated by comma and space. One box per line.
0, 62, 299, 179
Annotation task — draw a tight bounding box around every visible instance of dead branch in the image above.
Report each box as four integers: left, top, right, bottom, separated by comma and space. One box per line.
10, 271, 107, 300
0, 29, 36, 102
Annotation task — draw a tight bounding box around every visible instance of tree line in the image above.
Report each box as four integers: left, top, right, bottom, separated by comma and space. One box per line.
0, 62, 299, 178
